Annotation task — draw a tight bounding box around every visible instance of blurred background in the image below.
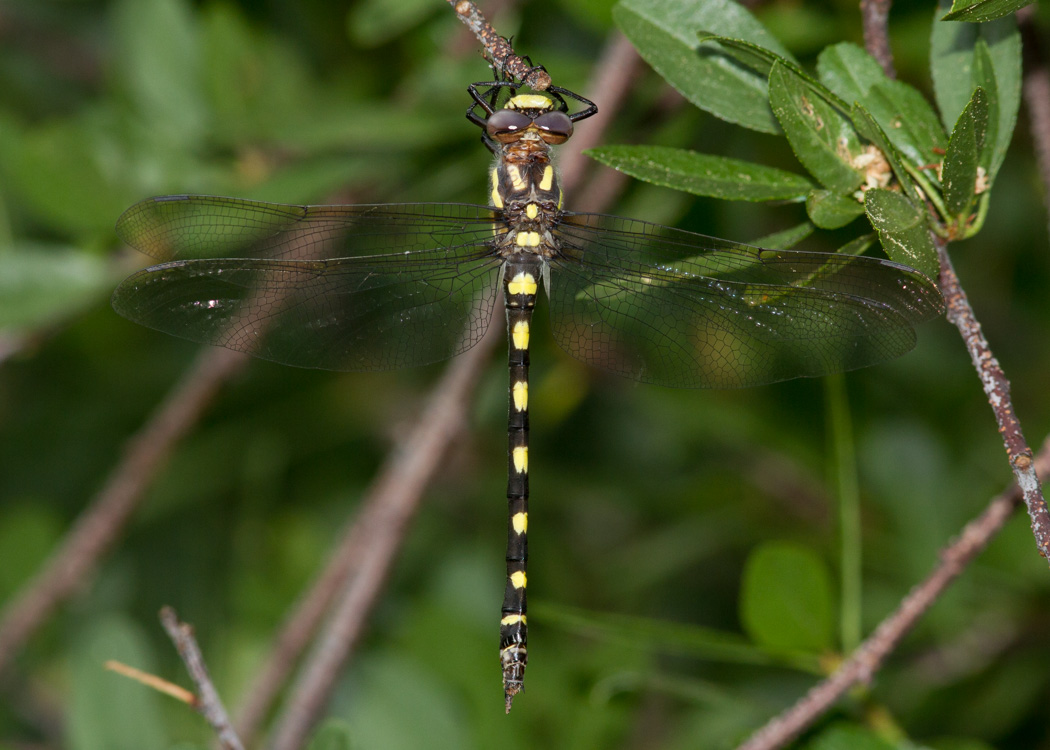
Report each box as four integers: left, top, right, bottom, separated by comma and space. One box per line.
1, 0, 1049, 748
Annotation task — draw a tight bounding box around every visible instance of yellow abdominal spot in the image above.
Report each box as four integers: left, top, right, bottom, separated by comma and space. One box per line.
525, 203, 538, 219
512, 320, 530, 350
539, 165, 554, 192
510, 571, 527, 589
506, 164, 527, 192
501, 614, 526, 626
512, 446, 528, 474
507, 272, 537, 296
512, 380, 528, 411
512, 511, 528, 534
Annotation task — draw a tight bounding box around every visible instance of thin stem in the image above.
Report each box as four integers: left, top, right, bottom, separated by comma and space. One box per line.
160, 607, 245, 750
824, 374, 861, 653
936, 237, 1050, 564
733, 433, 1050, 750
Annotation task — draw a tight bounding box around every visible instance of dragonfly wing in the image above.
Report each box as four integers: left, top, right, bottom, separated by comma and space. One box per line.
115, 195, 502, 261
113, 197, 504, 371
548, 212, 943, 388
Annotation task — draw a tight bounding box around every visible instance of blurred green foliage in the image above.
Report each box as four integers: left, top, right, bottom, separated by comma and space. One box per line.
0, 0, 1049, 749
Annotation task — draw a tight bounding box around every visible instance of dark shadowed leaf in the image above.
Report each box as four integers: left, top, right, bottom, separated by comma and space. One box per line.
751, 222, 814, 250
805, 723, 898, 750
586, 145, 813, 201
930, 2, 1020, 180
942, 88, 988, 220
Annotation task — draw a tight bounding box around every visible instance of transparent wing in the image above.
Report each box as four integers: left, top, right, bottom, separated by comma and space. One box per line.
113, 196, 504, 371
548, 212, 944, 388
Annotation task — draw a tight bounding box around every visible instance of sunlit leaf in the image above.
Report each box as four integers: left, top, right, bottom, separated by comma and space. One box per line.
769, 62, 864, 194
864, 188, 938, 279
806, 189, 865, 229
942, 0, 1034, 23
586, 145, 813, 201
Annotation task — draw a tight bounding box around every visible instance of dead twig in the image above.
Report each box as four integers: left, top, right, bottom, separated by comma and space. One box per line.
263, 308, 501, 750
159, 607, 245, 750
937, 239, 1050, 563
860, 0, 895, 79
1019, 6, 1050, 240
448, 0, 551, 89
734, 433, 1050, 750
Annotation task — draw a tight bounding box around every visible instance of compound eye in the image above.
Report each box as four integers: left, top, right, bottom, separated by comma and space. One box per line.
486, 110, 532, 143
533, 110, 573, 144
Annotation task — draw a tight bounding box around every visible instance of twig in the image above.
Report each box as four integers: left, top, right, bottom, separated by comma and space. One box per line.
734, 433, 1050, 750
0, 346, 247, 675
1019, 6, 1050, 240
860, 0, 895, 79
936, 238, 1050, 563
159, 607, 245, 750
448, 0, 551, 89
105, 660, 198, 705
263, 309, 502, 750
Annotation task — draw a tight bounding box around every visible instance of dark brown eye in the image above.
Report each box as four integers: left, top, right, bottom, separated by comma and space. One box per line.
533, 111, 573, 144
486, 110, 533, 143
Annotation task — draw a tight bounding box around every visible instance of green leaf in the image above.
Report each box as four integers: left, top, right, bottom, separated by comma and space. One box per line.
816, 42, 889, 107
751, 222, 814, 250
740, 541, 835, 653
68, 616, 168, 750
537, 603, 822, 670
806, 189, 865, 229
806, 723, 897, 750
864, 188, 938, 279
972, 39, 1001, 176
768, 61, 864, 194
696, 34, 800, 80
307, 720, 354, 750
614, 0, 793, 133
942, 0, 1034, 23
942, 88, 989, 220
930, 2, 1020, 180
817, 44, 948, 175
0, 247, 115, 331
112, 0, 206, 150
586, 145, 813, 201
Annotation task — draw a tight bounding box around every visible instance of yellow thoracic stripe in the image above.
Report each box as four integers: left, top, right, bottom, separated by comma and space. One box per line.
512, 320, 529, 350
510, 571, 527, 589
525, 203, 538, 219
490, 168, 503, 208
515, 231, 540, 247
512, 511, 528, 534
512, 446, 528, 474
539, 165, 554, 192
506, 164, 526, 192
501, 614, 526, 626
512, 381, 528, 411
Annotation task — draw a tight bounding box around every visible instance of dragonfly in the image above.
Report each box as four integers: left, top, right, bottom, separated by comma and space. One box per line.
113, 77, 944, 712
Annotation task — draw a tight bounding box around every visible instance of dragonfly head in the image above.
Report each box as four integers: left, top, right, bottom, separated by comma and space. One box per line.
486, 97, 574, 145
